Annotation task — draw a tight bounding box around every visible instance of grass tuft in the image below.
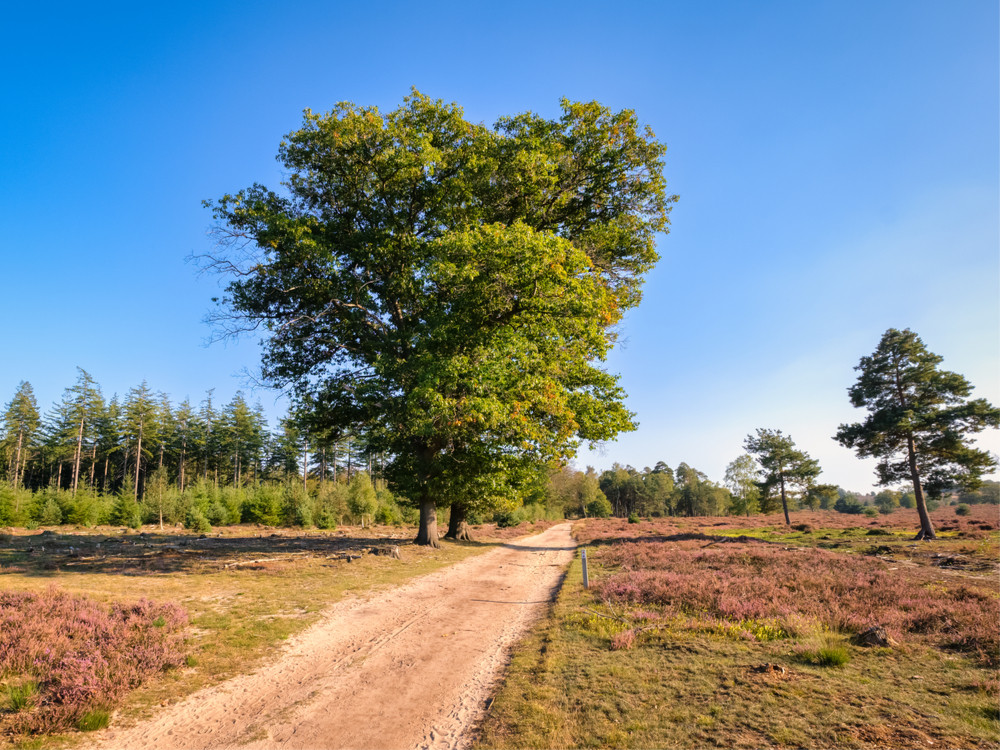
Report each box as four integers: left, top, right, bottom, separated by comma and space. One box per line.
77, 708, 110, 731
6, 680, 38, 711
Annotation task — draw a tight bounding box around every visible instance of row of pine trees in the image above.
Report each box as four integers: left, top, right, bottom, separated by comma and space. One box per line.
0, 369, 381, 500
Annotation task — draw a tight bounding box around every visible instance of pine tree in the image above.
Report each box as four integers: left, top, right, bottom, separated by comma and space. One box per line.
1, 381, 40, 488
836, 328, 1000, 540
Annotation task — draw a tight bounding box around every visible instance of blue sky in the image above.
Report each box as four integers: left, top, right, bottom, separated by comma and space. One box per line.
1, 0, 997, 491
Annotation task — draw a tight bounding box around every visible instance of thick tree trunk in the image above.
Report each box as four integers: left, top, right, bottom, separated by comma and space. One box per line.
907, 435, 936, 540
414, 498, 440, 548
445, 503, 474, 541
779, 475, 790, 525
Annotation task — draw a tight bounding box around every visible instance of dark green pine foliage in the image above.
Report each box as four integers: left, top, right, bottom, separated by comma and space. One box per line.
744, 429, 821, 526
835, 328, 1000, 540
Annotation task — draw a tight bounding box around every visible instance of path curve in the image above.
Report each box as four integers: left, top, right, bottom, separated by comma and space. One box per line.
95, 523, 576, 750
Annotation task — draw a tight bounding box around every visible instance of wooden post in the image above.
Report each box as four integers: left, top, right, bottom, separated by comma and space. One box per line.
581, 548, 589, 589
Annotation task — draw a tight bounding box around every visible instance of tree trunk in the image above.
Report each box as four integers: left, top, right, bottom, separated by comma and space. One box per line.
72, 417, 84, 494
445, 503, 474, 541
12, 429, 23, 488
907, 434, 936, 540
134, 424, 143, 501
779, 474, 790, 525
89, 442, 97, 488
414, 498, 440, 548
179, 441, 186, 493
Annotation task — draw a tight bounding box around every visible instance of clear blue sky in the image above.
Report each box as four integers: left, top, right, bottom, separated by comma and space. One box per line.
2, 0, 997, 491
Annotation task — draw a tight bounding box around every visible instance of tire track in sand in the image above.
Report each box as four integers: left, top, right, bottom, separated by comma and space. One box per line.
94, 523, 576, 750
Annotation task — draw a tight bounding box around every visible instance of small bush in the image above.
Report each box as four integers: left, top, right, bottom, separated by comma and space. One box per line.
863, 506, 879, 518
184, 506, 211, 533
243, 485, 284, 526
585, 495, 613, 519
0, 589, 187, 733
955, 503, 971, 516
109, 492, 142, 529
627, 513, 640, 524
494, 508, 526, 528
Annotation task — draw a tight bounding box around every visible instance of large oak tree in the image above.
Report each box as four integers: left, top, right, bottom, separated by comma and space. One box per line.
203, 91, 675, 545
835, 328, 999, 540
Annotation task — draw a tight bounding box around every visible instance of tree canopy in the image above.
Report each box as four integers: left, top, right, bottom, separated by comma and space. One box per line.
835, 328, 1000, 539
744, 429, 821, 525
203, 91, 675, 545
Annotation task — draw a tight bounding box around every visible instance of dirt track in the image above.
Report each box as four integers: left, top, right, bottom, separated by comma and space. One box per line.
95, 523, 576, 750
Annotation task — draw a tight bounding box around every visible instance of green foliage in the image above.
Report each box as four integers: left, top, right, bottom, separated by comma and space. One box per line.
863, 506, 879, 518
347, 473, 378, 526
283, 484, 314, 528
955, 503, 971, 516
315, 482, 347, 529
627, 513, 640, 524
5, 680, 38, 711
586, 494, 613, 518
184, 506, 211, 533
203, 91, 675, 543
745, 429, 821, 522
110, 480, 142, 529
873, 489, 900, 515
38, 494, 63, 526
242, 484, 284, 526
834, 494, 864, 514
836, 328, 1000, 538
798, 645, 851, 667
77, 709, 110, 732
724, 454, 760, 516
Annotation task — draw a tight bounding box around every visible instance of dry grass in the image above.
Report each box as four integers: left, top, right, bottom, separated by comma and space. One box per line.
476, 516, 1000, 749
0, 521, 522, 747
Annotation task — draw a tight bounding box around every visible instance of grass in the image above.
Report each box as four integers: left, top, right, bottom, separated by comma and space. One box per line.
476, 515, 1000, 749
0, 520, 533, 747
5, 682, 38, 712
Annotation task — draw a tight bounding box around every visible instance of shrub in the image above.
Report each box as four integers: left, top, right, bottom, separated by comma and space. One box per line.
863, 506, 879, 518
494, 508, 526, 528
109, 492, 142, 530
586, 495, 613, 518
243, 484, 284, 526
38, 496, 63, 526
347, 473, 378, 527
283, 484, 315, 527
627, 513, 640, 524
184, 506, 211, 533
0, 589, 187, 733
315, 482, 348, 529
956, 503, 971, 516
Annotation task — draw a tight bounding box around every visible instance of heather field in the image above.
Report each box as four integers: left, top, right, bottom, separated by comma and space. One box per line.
478, 509, 1000, 749
0, 520, 547, 746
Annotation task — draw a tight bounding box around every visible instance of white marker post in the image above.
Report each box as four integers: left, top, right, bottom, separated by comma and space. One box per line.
581, 548, 589, 589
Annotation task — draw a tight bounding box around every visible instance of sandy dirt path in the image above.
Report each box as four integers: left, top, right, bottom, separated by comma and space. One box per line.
95, 523, 576, 750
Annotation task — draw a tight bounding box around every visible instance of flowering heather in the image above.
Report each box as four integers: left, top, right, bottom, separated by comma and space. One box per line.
576, 504, 1000, 544
0, 588, 187, 733
592, 541, 999, 665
